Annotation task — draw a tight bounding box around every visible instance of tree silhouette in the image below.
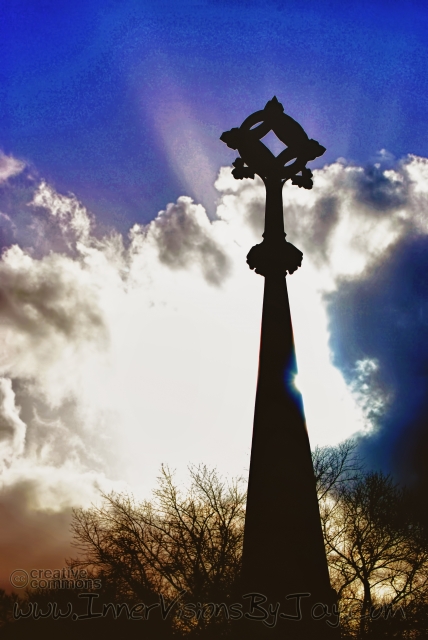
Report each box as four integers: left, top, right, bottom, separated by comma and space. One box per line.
313, 439, 363, 501
3, 443, 428, 639
69, 464, 246, 636
320, 471, 428, 638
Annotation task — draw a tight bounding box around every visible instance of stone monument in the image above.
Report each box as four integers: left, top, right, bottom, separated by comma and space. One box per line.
221, 97, 339, 638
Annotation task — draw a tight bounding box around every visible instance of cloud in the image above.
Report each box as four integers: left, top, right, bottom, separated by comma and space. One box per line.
140, 196, 232, 285
351, 163, 408, 211
1, 150, 428, 587
0, 245, 106, 342
0, 167, 258, 589
215, 158, 414, 282
325, 232, 428, 523
0, 168, 96, 258
0, 152, 25, 184
216, 155, 428, 487
30, 181, 92, 245
0, 378, 26, 464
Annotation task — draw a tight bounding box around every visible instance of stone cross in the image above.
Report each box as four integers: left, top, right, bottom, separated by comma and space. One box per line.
221, 98, 339, 639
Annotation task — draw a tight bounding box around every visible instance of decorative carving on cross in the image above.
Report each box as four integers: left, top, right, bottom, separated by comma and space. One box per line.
220, 97, 326, 276
220, 96, 325, 187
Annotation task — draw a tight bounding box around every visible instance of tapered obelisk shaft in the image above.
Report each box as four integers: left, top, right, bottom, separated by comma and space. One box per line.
240, 185, 337, 639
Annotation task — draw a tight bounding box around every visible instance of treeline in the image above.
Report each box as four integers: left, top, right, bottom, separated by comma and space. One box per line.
1, 441, 428, 639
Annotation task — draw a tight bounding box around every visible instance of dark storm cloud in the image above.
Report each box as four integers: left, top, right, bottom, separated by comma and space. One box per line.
325, 233, 428, 522
350, 164, 409, 212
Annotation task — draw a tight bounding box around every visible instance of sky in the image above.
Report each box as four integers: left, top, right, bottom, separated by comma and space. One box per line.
1, 0, 428, 592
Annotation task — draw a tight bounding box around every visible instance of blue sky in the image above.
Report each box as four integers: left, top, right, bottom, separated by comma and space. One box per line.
2, 0, 428, 225
1, 0, 428, 589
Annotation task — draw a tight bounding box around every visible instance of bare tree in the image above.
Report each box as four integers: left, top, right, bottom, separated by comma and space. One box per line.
312, 439, 363, 501
320, 471, 428, 638
69, 464, 246, 634
66, 444, 428, 638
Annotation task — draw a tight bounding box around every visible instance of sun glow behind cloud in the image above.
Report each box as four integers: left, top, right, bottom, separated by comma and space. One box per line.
287, 264, 368, 446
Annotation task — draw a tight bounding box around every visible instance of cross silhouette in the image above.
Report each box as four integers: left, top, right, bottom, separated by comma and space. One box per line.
220, 97, 326, 276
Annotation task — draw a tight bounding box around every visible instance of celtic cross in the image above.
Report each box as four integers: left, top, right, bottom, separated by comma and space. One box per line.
220, 96, 325, 276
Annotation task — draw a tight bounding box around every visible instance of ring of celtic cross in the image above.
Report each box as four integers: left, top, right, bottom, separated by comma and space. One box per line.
220, 96, 326, 188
